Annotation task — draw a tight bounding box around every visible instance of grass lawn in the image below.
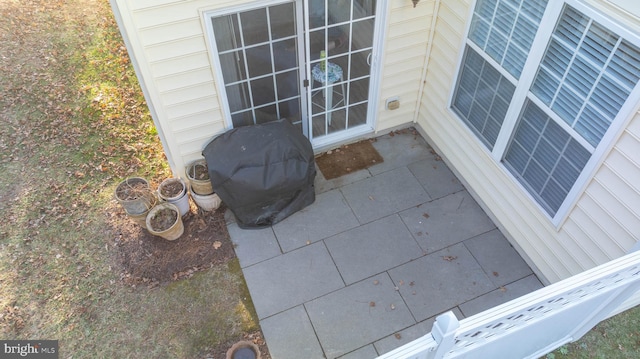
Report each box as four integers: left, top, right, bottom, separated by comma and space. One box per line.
1, 0, 639, 358
546, 305, 640, 359
0, 0, 264, 357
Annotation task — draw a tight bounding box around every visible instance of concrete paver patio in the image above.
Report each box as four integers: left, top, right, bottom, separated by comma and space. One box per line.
226, 129, 544, 359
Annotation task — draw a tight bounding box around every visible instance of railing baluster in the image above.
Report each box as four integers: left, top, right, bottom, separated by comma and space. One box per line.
431, 312, 459, 359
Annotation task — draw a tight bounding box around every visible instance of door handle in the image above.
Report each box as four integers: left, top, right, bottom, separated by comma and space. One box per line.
367, 52, 372, 66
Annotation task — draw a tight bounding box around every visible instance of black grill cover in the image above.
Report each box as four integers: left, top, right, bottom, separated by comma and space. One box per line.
202, 120, 316, 229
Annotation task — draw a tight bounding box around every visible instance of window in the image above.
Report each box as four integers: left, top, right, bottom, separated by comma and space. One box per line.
452, 0, 640, 220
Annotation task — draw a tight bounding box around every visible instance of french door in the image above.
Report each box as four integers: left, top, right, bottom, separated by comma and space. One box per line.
206, 0, 381, 147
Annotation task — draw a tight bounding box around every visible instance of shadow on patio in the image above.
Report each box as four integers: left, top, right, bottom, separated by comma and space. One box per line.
226, 128, 543, 359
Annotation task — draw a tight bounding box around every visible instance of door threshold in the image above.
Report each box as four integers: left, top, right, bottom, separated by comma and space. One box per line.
311, 125, 375, 153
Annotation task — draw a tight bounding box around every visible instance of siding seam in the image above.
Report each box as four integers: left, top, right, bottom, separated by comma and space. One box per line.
166, 101, 219, 114
145, 34, 204, 50
148, 50, 209, 66
132, 1, 191, 15
576, 192, 629, 256
155, 66, 213, 82
605, 152, 640, 194
160, 81, 216, 96
137, 17, 197, 32
559, 221, 598, 269
591, 175, 639, 244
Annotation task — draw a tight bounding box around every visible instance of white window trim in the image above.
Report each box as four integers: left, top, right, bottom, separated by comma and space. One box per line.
202, 0, 303, 131
449, 0, 640, 229
202, 0, 388, 149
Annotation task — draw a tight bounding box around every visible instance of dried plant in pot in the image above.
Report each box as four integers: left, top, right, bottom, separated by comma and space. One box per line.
145, 203, 184, 241
185, 159, 213, 195
114, 177, 156, 215
157, 177, 190, 217
125, 193, 158, 228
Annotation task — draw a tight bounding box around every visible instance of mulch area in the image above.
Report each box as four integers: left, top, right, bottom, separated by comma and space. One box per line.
315, 138, 384, 179
111, 201, 235, 286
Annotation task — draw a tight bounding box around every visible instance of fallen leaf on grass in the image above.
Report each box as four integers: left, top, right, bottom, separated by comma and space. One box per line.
213, 241, 222, 249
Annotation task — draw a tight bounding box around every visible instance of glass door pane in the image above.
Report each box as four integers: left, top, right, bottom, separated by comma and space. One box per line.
211, 2, 304, 129
308, 0, 377, 140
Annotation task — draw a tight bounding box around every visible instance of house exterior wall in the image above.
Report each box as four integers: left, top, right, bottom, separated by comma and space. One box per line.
376, 1, 434, 131
110, 0, 433, 175
112, 0, 640, 286
415, 0, 640, 284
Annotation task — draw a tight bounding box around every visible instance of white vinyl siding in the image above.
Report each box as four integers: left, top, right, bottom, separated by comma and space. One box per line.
377, 1, 435, 130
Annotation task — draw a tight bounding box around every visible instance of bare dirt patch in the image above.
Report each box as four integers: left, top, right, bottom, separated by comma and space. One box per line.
111, 203, 234, 286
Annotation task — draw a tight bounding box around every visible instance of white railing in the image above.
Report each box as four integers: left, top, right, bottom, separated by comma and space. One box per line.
377, 250, 640, 359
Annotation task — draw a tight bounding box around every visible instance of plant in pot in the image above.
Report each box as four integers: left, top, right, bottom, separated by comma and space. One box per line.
185, 159, 213, 195
145, 203, 184, 241
185, 159, 222, 211
157, 177, 190, 217
114, 177, 157, 226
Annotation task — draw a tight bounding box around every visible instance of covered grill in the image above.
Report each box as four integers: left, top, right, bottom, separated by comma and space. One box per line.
203, 120, 316, 229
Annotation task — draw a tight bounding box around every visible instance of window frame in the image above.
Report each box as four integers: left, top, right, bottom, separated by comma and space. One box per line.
448, 0, 640, 227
